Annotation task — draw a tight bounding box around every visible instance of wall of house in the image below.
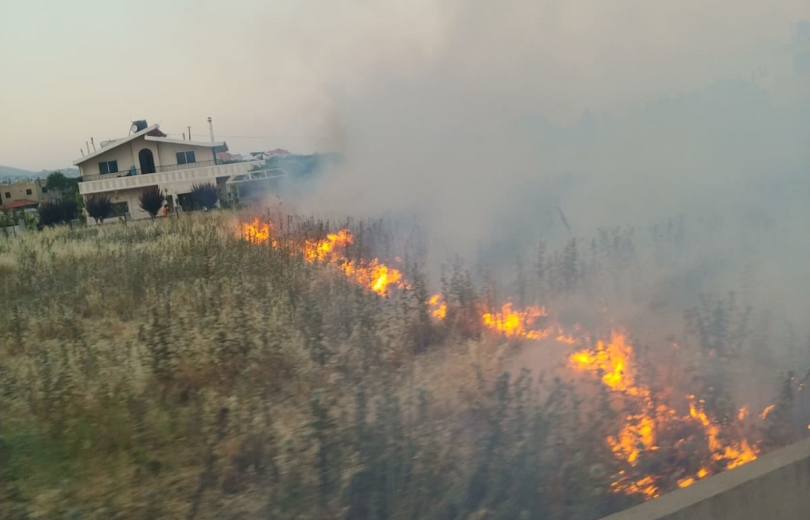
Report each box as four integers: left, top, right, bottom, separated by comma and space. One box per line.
80, 141, 138, 176
130, 139, 162, 171
0, 180, 46, 206
599, 437, 810, 520
155, 141, 216, 168
84, 186, 157, 224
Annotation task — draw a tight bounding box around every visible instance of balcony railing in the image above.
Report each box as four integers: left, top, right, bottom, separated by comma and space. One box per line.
81, 159, 218, 182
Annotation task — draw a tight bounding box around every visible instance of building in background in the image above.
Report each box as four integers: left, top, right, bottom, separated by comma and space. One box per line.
75, 120, 260, 221
0, 178, 50, 211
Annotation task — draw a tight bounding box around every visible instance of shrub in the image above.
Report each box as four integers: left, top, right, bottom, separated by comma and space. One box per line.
85, 195, 114, 225
190, 183, 219, 210
138, 187, 165, 219
38, 199, 78, 227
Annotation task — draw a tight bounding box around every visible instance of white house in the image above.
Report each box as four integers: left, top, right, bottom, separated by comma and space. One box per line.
75, 120, 260, 221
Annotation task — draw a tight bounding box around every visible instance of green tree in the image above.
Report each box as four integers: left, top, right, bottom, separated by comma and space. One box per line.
45, 171, 79, 199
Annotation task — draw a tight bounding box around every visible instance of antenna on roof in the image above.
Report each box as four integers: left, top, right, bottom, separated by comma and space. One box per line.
188, 126, 192, 140
86, 141, 90, 155
80, 148, 85, 157
90, 137, 96, 152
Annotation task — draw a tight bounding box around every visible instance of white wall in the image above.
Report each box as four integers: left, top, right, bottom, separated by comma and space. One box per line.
155, 141, 216, 168
79, 141, 138, 176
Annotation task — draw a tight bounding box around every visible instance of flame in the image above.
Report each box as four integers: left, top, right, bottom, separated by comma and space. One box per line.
481, 303, 549, 340
688, 397, 757, 469
239, 217, 766, 501
241, 218, 275, 246
569, 332, 636, 393
570, 333, 759, 497
239, 219, 406, 296
429, 294, 447, 320
758, 405, 775, 420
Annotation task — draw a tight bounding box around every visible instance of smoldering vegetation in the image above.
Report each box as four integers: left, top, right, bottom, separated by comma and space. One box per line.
0, 206, 808, 519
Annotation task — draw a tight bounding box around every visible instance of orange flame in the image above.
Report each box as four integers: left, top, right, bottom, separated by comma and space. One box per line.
429, 294, 447, 320
481, 303, 549, 340
239, 219, 407, 296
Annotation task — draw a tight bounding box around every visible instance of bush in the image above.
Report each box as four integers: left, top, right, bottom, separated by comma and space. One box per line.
138, 187, 165, 219
38, 199, 78, 227
85, 195, 114, 225
190, 183, 219, 210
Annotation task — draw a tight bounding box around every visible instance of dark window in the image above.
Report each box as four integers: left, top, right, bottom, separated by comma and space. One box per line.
99, 160, 119, 175
26, 189, 32, 195
176, 151, 196, 165
3, 192, 9, 199
111, 201, 129, 215
42, 187, 48, 193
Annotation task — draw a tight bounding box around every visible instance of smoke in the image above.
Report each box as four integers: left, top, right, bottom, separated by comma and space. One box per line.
280, 1, 810, 329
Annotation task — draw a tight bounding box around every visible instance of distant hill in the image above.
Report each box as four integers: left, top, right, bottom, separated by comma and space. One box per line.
0, 166, 80, 182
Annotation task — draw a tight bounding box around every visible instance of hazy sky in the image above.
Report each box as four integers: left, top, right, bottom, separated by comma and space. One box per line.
0, 0, 808, 170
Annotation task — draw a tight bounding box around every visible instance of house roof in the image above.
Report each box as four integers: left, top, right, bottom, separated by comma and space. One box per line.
144, 136, 227, 148
1, 199, 39, 209
73, 124, 167, 166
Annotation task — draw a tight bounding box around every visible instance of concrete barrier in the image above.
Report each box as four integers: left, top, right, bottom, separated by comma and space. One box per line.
599, 437, 810, 520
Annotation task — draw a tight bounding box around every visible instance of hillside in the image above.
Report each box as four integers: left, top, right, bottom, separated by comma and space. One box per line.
0, 166, 79, 182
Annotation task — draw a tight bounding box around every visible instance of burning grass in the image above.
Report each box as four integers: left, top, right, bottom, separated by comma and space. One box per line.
0, 210, 807, 519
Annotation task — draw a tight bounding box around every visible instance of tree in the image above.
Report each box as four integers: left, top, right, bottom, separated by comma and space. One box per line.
85, 194, 114, 224
190, 182, 219, 210
45, 171, 79, 199
38, 199, 78, 227
138, 187, 165, 219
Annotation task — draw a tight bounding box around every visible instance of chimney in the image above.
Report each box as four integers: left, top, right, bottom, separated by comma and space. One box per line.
207, 117, 215, 143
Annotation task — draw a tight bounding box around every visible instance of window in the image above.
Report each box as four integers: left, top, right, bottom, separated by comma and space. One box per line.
42, 187, 48, 193
111, 201, 129, 216
26, 189, 32, 196
99, 160, 119, 175
3, 192, 10, 199
176, 151, 196, 165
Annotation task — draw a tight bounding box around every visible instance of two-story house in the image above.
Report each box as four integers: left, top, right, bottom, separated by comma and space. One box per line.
75, 120, 260, 221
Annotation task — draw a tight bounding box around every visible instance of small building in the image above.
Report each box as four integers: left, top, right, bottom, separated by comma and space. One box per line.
75, 120, 260, 221
0, 178, 49, 211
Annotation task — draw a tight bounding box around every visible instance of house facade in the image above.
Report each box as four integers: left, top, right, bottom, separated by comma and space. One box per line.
0, 178, 50, 211
75, 121, 260, 221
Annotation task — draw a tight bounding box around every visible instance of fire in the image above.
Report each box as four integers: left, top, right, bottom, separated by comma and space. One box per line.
688, 397, 757, 469
759, 405, 775, 420
239, 216, 768, 501
241, 218, 274, 245
481, 303, 549, 340
429, 294, 447, 320
570, 333, 760, 497
569, 332, 636, 393
238, 218, 406, 296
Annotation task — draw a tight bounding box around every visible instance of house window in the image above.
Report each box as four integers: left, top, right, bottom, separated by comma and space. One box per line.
3, 192, 10, 199
176, 151, 196, 165
111, 201, 129, 216
99, 160, 119, 175
26, 189, 32, 195
42, 187, 48, 193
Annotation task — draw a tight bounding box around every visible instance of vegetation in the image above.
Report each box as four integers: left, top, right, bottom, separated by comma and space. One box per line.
85, 194, 114, 225
36, 198, 78, 227
190, 182, 219, 210
138, 187, 165, 219
0, 211, 806, 519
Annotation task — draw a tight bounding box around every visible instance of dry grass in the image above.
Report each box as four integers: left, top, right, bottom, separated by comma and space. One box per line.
0, 211, 805, 520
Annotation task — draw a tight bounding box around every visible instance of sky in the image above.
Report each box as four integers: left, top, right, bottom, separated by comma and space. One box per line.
0, 0, 808, 171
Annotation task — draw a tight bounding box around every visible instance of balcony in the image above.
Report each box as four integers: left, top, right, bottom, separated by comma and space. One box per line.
81, 159, 219, 182
78, 160, 262, 196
